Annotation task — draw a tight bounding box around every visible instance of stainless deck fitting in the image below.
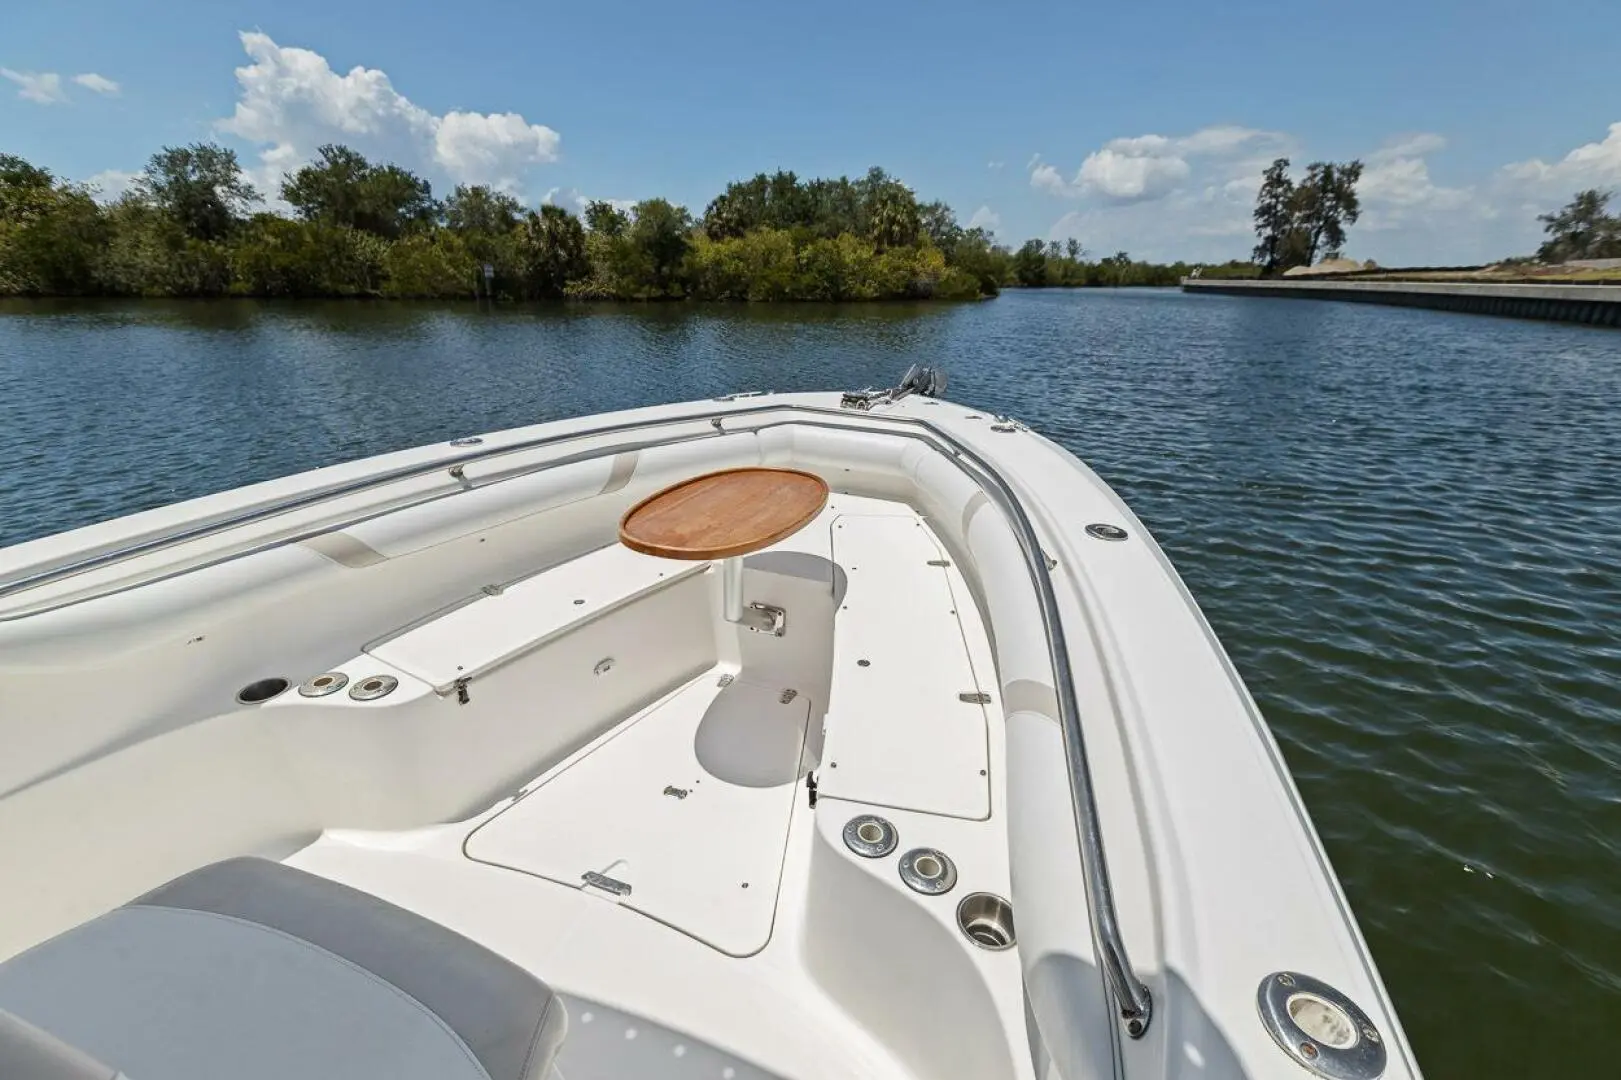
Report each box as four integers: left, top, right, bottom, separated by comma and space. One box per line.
298, 672, 349, 698
898, 848, 957, 895
842, 815, 898, 858
348, 674, 399, 701
1257, 971, 1387, 1079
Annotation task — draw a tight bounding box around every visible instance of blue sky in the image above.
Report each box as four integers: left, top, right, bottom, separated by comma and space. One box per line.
4, 0, 1620, 264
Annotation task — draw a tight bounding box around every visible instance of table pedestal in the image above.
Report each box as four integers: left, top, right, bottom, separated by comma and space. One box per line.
722, 556, 786, 636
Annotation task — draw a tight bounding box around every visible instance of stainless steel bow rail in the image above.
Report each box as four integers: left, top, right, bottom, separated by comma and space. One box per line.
0, 389, 1154, 1038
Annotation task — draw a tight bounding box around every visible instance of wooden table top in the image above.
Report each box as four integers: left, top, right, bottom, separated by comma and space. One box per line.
618, 467, 830, 560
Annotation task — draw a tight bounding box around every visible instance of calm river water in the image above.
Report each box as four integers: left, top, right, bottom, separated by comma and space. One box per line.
2, 290, 1618, 1075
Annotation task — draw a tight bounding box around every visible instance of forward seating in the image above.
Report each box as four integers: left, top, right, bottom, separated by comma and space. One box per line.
0, 858, 567, 1080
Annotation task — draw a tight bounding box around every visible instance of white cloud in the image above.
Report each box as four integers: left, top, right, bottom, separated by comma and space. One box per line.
537, 188, 634, 216
1177, 125, 1274, 155
1033, 125, 1280, 203
218, 31, 561, 197
1030, 162, 1069, 196
433, 110, 559, 188
1077, 148, 1191, 200
1, 68, 66, 105
86, 169, 140, 202
1030, 121, 1621, 265
72, 72, 120, 95
1359, 133, 1471, 216
967, 205, 1001, 234
1374, 133, 1447, 161
1502, 122, 1621, 191
986, 160, 1004, 171
574, 194, 636, 215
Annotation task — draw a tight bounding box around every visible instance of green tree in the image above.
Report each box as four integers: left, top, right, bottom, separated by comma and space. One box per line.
230, 214, 385, 297
918, 200, 961, 252
444, 185, 522, 236
518, 205, 589, 297
1292, 161, 1362, 264
1536, 189, 1621, 262
0, 156, 106, 294
281, 145, 437, 239
628, 198, 692, 295
138, 143, 259, 242
1012, 239, 1047, 286
441, 185, 523, 294
99, 194, 232, 296
686, 228, 799, 300
796, 233, 882, 301
382, 232, 476, 298
583, 200, 630, 238
951, 229, 1008, 296
2, 150, 1023, 301
0, 154, 54, 220
1102, 250, 1133, 286
860, 168, 920, 251
1251, 158, 1296, 274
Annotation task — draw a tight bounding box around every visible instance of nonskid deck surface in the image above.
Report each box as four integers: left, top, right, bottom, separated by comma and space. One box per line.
281, 493, 1028, 1080
466, 672, 811, 957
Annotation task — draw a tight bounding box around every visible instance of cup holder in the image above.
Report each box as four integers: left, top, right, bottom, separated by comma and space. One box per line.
956, 892, 1016, 951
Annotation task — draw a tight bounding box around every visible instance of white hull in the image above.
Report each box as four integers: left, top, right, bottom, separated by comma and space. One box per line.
0, 387, 1420, 1079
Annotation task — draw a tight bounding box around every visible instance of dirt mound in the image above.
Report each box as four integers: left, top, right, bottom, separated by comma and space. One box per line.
1282, 257, 1365, 277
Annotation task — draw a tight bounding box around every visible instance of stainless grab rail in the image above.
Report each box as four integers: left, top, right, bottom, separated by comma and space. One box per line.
0, 401, 1154, 1036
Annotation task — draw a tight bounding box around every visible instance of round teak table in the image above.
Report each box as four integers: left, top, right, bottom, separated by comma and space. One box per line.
619, 467, 829, 635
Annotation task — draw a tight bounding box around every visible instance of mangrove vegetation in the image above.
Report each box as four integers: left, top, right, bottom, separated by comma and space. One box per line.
0, 142, 1234, 301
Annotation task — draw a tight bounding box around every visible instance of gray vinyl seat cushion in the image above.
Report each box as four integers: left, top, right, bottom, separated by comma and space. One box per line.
0, 1009, 123, 1080
0, 857, 566, 1080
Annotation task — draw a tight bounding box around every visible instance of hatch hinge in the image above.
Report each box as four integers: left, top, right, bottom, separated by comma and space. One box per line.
454, 677, 472, 705
959, 691, 992, 704
806, 771, 819, 808
582, 871, 632, 897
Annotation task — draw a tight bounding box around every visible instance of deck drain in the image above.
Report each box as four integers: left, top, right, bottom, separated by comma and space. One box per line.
349, 674, 399, 701
898, 848, 957, 895
842, 814, 898, 858
298, 672, 349, 698
235, 677, 289, 705
956, 893, 1016, 951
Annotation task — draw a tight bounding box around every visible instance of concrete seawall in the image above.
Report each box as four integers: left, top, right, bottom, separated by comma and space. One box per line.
1181, 278, 1621, 328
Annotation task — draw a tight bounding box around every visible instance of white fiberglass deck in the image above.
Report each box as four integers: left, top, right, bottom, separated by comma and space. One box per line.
282, 492, 1029, 1080
820, 515, 990, 819
466, 673, 812, 956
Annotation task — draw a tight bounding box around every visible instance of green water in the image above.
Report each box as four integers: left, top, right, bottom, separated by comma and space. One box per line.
3, 291, 1619, 1075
